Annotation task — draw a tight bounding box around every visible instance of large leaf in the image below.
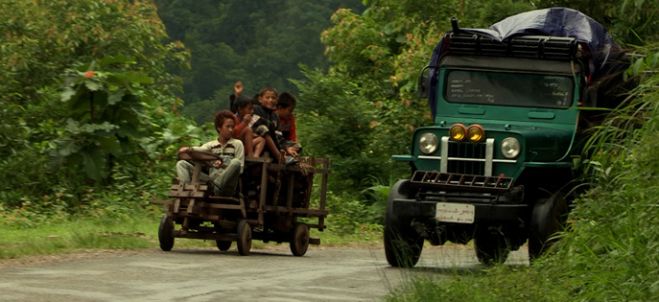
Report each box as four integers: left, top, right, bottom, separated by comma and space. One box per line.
60, 87, 76, 102
84, 80, 101, 91
108, 90, 125, 105
81, 149, 107, 181
96, 136, 122, 156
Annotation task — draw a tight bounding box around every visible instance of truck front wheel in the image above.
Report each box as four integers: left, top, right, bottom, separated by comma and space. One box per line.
529, 193, 568, 260
384, 180, 424, 268
474, 227, 510, 265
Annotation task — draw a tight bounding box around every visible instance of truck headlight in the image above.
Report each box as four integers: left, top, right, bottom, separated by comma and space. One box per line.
501, 137, 520, 159
419, 133, 438, 154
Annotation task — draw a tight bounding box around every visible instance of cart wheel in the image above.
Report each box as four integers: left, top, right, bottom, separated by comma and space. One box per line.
216, 240, 232, 251
236, 220, 252, 256
158, 215, 175, 251
289, 223, 310, 256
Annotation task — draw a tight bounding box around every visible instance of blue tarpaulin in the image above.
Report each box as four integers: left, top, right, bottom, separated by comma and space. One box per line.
427, 7, 627, 117
488, 7, 620, 75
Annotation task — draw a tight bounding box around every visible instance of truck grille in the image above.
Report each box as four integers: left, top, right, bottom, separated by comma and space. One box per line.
447, 141, 485, 175
438, 137, 494, 176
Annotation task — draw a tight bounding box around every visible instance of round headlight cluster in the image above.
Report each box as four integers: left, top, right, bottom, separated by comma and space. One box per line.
449, 123, 485, 142
501, 137, 520, 159
418, 133, 438, 154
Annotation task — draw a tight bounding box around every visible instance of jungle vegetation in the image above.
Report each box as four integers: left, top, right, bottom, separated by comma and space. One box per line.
0, 0, 656, 299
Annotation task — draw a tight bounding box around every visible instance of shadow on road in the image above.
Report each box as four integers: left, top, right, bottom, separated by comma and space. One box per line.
162, 248, 296, 258
384, 262, 529, 276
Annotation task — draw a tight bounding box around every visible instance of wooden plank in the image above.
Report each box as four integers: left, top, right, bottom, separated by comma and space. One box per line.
205, 203, 243, 210
262, 205, 328, 216
206, 196, 241, 203
286, 174, 294, 209
245, 157, 271, 164
168, 191, 205, 198
187, 199, 196, 215
258, 161, 268, 225
174, 231, 236, 241
151, 199, 173, 205
319, 158, 329, 211
239, 197, 246, 218
168, 190, 190, 197
183, 184, 208, 191
173, 199, 181, 214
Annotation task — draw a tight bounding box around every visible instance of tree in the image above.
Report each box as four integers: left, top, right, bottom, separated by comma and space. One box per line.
0, 0, 190, 208
154, 0, 364, 122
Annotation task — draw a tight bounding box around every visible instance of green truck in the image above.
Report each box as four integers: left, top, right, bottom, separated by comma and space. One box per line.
384, 8, 627, 266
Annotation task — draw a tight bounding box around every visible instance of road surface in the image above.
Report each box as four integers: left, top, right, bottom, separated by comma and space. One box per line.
0, 244, 528, 301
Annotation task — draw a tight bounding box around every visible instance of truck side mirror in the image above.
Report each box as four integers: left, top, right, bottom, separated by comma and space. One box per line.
417, 66, 431, 99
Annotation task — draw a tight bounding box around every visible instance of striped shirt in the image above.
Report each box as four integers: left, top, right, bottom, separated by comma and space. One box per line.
192, 138, 245, 173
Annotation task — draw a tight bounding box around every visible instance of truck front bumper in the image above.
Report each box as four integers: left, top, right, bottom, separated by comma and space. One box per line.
392, 197, 528, 222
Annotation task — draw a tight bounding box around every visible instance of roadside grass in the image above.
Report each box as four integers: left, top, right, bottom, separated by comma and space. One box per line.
387, 52, 659, 302
316, 223, 383, 246
0, 204, 382, 260
388, 267, 567, 302
0, 213, 156, 259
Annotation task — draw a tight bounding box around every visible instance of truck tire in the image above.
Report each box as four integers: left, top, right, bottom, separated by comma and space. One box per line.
474, 228, 509, 265
158, 215, 175, 251
529, 193, 568, 260
384, 180, 423, 268
236, 220, 252, 256
289, 223, 310, 256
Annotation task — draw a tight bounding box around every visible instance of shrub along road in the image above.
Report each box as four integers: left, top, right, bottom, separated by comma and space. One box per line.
0, 245, 528, 301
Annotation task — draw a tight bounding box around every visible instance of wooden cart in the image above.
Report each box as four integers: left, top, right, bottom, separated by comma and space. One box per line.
157, 151, 329, 256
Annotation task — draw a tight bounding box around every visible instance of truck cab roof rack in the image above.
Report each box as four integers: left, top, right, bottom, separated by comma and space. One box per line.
445, 31, 579, 61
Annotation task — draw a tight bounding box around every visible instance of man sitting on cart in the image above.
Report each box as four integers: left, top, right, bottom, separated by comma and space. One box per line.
176, 110, 245, 196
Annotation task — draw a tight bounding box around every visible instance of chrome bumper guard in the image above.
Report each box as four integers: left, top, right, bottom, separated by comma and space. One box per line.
410, 170, 512, 192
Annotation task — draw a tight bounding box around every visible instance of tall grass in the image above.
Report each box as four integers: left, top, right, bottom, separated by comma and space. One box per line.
387, 46, 659, 301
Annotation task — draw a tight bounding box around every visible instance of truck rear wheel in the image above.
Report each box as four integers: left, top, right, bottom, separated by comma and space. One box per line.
529, 193, 568, 260
384, 180, 423, 268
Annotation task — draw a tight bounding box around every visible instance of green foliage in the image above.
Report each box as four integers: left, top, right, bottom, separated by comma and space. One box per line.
294, 68, 391, 191
322, 190, 385, 238
155, 0, 364, 122
52, 59, 157, 181
361, 183, 391, 224
0, 0, 193, 211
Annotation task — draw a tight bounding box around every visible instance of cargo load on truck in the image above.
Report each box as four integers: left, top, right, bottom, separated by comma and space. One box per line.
425, 7, 629, 118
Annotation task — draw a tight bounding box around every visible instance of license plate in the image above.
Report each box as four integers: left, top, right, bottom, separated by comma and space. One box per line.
435, 202, 475, 224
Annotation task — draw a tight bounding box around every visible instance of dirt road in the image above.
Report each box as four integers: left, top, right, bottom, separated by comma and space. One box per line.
0, 245, 528, 302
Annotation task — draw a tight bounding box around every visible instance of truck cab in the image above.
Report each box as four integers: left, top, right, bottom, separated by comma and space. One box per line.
383, 9, 626, 267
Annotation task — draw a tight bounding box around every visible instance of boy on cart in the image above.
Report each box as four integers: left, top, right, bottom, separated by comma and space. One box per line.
176, 110, 245, 196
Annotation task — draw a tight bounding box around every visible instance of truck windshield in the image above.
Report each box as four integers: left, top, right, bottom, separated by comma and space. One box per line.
444, 70, 573, 108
